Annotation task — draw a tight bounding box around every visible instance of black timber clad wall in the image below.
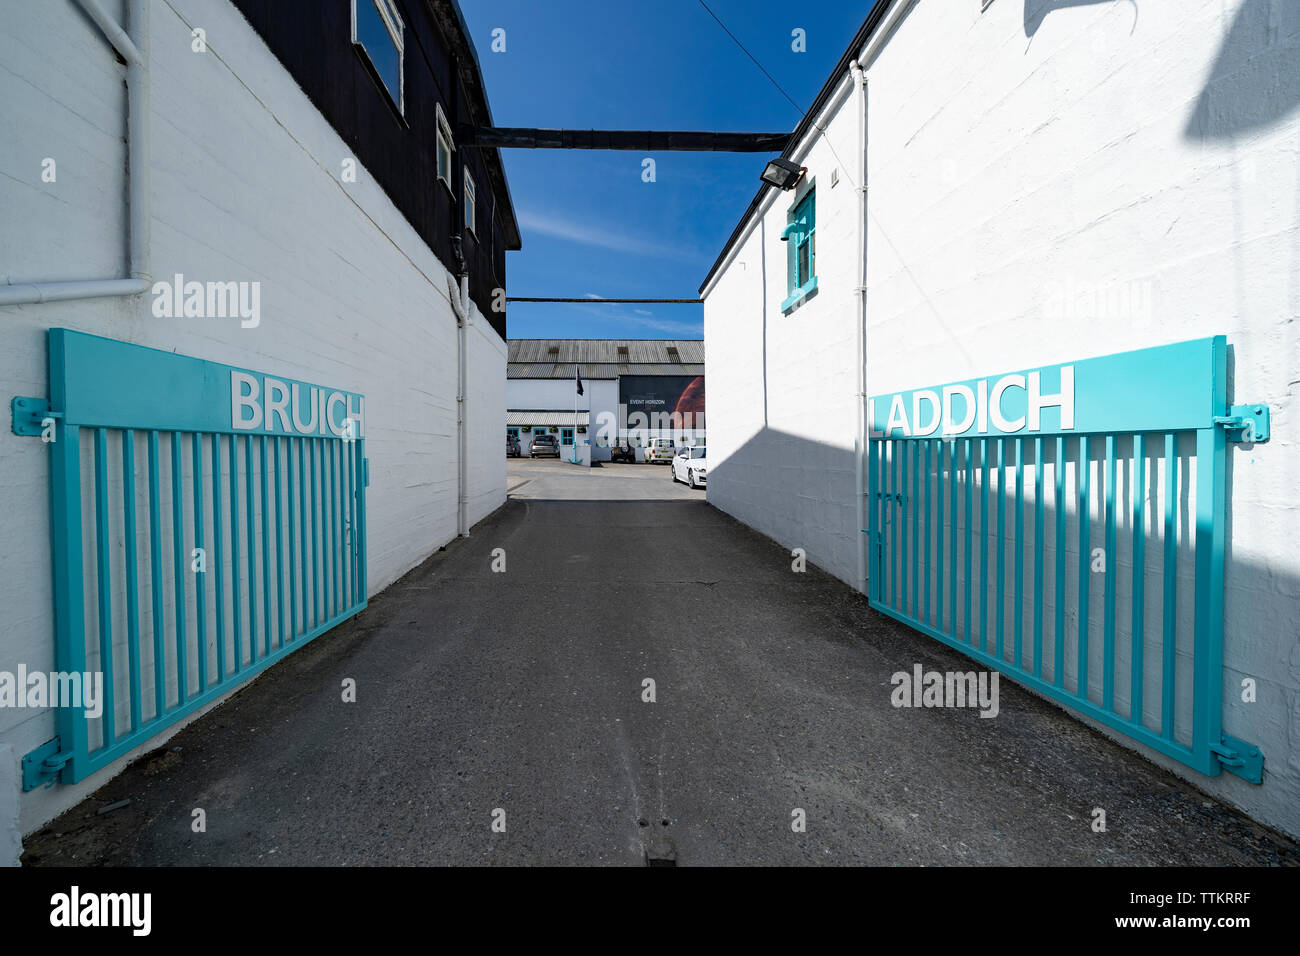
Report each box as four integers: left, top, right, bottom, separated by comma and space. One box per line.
228, 0, 510, 339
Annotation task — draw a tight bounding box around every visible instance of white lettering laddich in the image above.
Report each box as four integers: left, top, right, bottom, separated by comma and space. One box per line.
1028, 366, 1074, 431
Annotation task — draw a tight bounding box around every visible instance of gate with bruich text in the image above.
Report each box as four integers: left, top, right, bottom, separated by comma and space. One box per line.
14, 329, 369, 789
866, 336, 1267, 782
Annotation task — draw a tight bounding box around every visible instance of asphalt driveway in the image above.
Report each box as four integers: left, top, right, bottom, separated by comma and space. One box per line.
21, 477, 1298, 865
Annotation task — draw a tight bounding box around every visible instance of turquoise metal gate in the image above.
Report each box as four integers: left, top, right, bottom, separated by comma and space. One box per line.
866, 336, 1266, 782
15, 329, 369, 788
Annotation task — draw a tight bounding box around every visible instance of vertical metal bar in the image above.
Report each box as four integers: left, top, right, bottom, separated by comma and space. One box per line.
1078, 435, 1091, 701
1192, 425, 1226, 769
92, 429, 116, 746
899, 442, 909, 613
1131, 433, 1146, 726
867, 438, 877, 603
995, 438, 1005, 661
1103, 434, 1117, 711
911, 441, 919, 618
147, 431, 166, 717
191, 431, 207, 694
979, 438, 989, 651
171, 432, 188, 706
347, 434, 358, 606
211, 434, 226, 682
245, 434, 257, 662
923, 440, 931, 625
260, 434, 271, 655
876, 439, 884, 603
298, 439, 308, 633
121, 430, 142, 732
1033, 436, 1044, 677
964, 438, 972, 644
890, 442, 898, 609
936, 440, 945, 632
948, 439, 957, 639
1161, 432, 1177, 740
340, 435, 351, 608
288, 438, 298, 641
1014, 437, 1024, 669
356, 437, 366, 600
274, 437, 286, 648
51, 421, 89, 777
873, 439, 883, 600
1054, 435, 1066, 687
229, 434, 243, 673
310, 438, 320, 626
330, 437, 340, 617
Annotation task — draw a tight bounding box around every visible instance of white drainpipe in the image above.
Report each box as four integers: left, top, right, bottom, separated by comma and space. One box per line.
448, 273, 472, 537
851, 0, 915, 596
1, 0, 151, 306
852, 59, 869, 596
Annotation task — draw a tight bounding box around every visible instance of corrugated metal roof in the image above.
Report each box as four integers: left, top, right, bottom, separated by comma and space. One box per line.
507, 362, 704, 379
506, 410, 591, 426
507, 339, 705, 364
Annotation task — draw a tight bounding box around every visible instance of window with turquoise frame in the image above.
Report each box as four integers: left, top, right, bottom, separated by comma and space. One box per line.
781, 187, 817, 313
561, 428, 574, 444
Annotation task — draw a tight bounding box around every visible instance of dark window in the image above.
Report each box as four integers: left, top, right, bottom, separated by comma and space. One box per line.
352, 0, 404, 113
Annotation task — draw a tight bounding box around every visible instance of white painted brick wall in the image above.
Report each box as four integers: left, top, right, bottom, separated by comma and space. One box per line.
705, 0, 1300, 837
0, 0, 506, 835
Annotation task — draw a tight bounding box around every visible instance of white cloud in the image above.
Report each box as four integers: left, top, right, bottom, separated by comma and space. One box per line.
517, 209, 699, 264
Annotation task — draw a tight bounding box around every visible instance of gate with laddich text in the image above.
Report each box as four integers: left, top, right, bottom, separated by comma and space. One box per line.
866, 336, 1266, 782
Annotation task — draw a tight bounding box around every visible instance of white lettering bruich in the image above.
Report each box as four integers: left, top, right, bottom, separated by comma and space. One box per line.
230, 370, 363, 437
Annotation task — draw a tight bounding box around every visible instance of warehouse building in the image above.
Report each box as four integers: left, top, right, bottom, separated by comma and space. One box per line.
507, 339, 705, 462
701, 0, 1300, 838
0, 0, 518, 856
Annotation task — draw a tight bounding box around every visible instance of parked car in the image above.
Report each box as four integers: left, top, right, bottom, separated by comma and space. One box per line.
609, 444, 636, 464
672, 445, 708, 488
645, 438, 677, 463
530, 433, 560, 458
506, 434, 521, 457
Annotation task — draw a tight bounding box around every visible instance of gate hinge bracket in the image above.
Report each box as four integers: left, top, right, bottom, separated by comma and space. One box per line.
22, 738, 72, 791
11, 396, 61, 437
1213, 404, 1270, 443
1210, 734, 1263, 784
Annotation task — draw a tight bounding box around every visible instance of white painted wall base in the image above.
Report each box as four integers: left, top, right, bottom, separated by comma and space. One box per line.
0, 745, 20, 866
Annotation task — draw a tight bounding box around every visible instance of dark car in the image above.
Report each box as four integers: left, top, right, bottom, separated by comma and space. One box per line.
609, 444, 636, 464
530, 434, 560, 458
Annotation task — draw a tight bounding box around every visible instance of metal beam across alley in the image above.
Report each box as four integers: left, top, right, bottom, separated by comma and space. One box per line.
460, 127, 790, 152
507, 297, 701, 304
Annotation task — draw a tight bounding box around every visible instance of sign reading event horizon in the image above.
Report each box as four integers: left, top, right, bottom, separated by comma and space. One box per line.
49, 329, 364, 438
868, 337, 1221, 439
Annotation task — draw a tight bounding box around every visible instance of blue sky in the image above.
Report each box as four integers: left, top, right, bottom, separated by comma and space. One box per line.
457, 0, 879, 340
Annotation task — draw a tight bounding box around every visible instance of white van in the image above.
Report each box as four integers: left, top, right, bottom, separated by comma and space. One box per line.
645, 438, 677, 463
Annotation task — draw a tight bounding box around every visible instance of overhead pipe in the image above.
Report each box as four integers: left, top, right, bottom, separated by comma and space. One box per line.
1, 0, 150, 307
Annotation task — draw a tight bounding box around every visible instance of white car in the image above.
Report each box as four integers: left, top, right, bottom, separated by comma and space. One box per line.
672, 446, 707, 488
645, 438, 677, 463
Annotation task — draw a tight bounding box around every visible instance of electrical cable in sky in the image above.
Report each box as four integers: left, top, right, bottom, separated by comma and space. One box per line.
696, 0, 806, 117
